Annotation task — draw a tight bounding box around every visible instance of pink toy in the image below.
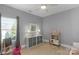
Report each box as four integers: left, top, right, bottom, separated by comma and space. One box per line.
12, 48, 21, 55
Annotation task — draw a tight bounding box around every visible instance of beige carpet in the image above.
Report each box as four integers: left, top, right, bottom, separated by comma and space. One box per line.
21, 43, 69, 55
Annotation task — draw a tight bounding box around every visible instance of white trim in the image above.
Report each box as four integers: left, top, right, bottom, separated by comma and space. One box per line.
61, 44, 73, 49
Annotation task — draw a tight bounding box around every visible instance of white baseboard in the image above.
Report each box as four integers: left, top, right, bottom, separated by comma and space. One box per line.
21, 45, 26, 49
61, 44, 73, 49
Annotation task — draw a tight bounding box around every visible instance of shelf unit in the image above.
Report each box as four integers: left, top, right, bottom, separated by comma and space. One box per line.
49, 32, 60, 46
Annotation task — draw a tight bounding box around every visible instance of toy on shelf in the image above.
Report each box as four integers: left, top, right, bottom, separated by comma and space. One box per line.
49, 31, 60, 46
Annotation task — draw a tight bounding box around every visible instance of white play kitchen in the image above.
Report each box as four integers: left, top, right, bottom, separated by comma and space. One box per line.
25, 24, 42, 48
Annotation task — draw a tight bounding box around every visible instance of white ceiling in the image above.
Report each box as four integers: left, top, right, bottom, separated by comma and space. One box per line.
6, 4, 79, 17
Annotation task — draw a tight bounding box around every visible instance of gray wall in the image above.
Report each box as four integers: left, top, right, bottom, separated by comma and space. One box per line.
43, 7, 79, 46
0, 5, 43, 46
1, 4, 79, 47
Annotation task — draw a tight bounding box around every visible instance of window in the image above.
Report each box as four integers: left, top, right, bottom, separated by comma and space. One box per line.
1, 17, 17, 42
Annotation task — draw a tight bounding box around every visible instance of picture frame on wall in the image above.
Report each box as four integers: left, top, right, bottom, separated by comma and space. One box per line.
29, 24, 37, 32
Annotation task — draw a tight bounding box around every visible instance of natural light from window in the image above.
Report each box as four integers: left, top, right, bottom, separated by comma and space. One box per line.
1, 17, 17, 42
